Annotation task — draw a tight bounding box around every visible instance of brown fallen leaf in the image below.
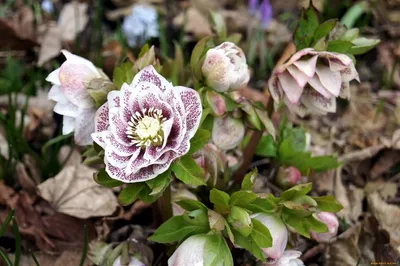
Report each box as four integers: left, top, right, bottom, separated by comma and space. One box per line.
57, 1, 88, 42
173, 7, 212, 38
37, 23, 62, 66
38, 164, 118, 219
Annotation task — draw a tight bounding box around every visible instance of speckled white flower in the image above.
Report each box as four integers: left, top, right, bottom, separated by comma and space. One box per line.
168, 234, 207, 266
122, 4, 159, 47
266, 250, 304, 266
268, 48, 359, 116
92, 66, 202, 183
202, 42, 250, 92
46, 50, 104, 145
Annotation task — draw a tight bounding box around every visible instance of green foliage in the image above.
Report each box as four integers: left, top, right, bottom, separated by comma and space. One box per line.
118, 183, 145, 206
241, 168, 258, 191
171, 155, 206, 186
203, 233, 233, 266
210, 188, 230, 214
187, 129, 211, 155
113, 60, 135, 89
87, 79, 118, 108
255, 135, 277, 157
93, 169, 123, 188
250, 218, 273, 248
294, 3, 320, 50
190, 36, 213, 81
313, 195, 344, 212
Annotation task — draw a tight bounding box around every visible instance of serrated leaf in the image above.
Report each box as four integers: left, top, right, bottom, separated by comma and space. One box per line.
146, 170, 172, 196
176, 199, 208, 212
312, 19, 338, 45
118, 183, 145, 205
93, 169, 123, 188
203, 233, 233, 266
241, 168, 258, 191
312, 195, 343, 212
149, 215, 209, 243
306, 214, 328, 233
233, 229, 265, 262
256, 135, 277, 157
247, 197, 277, 213
281, 183, 313, 201
171, 155, 206, 186
113, 60, 134, 89
188, 129, 211, 155
210, 188, 230, 214
230, 191, 257, 208
327, 40, 353, 53
294, 4, 320, 50
250, 218, 272, 248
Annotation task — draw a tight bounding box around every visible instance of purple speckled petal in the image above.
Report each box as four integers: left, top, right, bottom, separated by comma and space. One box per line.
91, 131, 107, 149
107, 90, 121, 108
174, 86, 202, 139
315, 66, 341, 97
130, 65, 172, 93
341, 63, 360, 83
54, 101, 79, 117
105, 148, 135, 168
125, 151, 149, 175
268, 74, 282, 103
109, 107, 131, 146
94, 103, 109, 132
278, 71, 304, 103
301, 89, 336, 113
74, 107, 96, 145
339, 82, 351, 99
138, 90, 173, 120
103, 131, 137, 156
307, 75, 333, 99
284, 96, 308, 117
120, 83, 142, 122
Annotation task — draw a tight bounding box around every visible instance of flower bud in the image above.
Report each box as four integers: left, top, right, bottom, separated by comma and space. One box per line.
206, 90, 227, 116
113, 256, 145, 266
171, 188, 198, 216
212, 116, 245, 150
227, 206, 253, 237
276, 166, 302, 189
265, 250, 304, 266
168, 235, 207, 266
252, 213, 288, 260
310, 212, 339, 243
202, 42, 250, 92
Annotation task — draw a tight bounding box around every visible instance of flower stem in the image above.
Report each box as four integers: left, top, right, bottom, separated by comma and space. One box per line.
153, 185, 173, 225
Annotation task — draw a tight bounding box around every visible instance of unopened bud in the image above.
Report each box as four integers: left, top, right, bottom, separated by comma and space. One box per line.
206, 90, 227, 116
310, 212, 339, 243
168, 235, 207, 266
276, 166, 302, 189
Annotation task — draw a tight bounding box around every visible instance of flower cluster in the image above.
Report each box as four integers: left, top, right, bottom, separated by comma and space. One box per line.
268, 48, 359, 116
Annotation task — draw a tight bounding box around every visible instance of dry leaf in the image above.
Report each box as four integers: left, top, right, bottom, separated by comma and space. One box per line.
173, 7, 212, 38
37, 23, 62, 66
38, 164, 118, 219
365, 181, 398, 200
58, 1, 88, 42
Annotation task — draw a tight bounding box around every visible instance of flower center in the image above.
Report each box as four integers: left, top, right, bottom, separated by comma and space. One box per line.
126, 108, 166, 147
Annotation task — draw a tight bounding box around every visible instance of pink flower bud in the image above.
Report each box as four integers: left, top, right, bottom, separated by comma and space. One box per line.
202, 42, 250, 92
252, 213, 288, 260
276, 166, 302, 189
206, 90, 227, 116
168, 235, 207, 265
171, 188, 198, 216
310, 212, 339, 243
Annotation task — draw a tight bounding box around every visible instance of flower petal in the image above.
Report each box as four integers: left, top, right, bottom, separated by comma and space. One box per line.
339, 82, 351, 99
107, 90, 121, 109
307, 76, 333, 99
94, 103, 109, 132
131, 65, 172, 93
62, 116, 75, 135
74, 108, 96, 145
103, 132, 138, 156
61, 50, 100, 75
46, 68, 61, 85
301, 90, 336, 114
341, 63, 360, 83
268, 74, 282, 103
212, 116, 245, 150
143, 117, 174, 161
91, 131, 107, 150
174, 86, 202, 138
109, 107, 131, 146
315, 65, 342, 97
48, 85, 68, 103
53, 101, 79, 117
286, 65, 311, 88
292, 55, 318, 78
120, 83, 141, 122
277, 71, 304, 103
105, 149, 132, 168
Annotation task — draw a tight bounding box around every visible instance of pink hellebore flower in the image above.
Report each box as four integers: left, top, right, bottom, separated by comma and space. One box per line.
92, 66, 202, 183
252, 213, 288, 260
46, 50, 105, 145
168, 234, 207, 266
265, 250, 304, 266
202, 42, 250, 92
268, 48, 359, 116
310, 212, 339, 243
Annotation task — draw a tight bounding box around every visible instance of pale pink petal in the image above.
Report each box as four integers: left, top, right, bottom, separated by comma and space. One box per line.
91, 131, 107, 149
277, 71, 304, 103
61, 50, 100, 75
109, 107, 131, 146
286, 65, 311, 87
103, 132, 138, 156
315, 66, 342, 97
174, 86, 202, 138
48, 85, 69, 103
341, 63, 360, 82
107, 90, 121, 108
201, 49, 232, 92
339, 82, 351, 99
292, 55, 318, 77
105, 149, 132, 168
268, 75, 282, 103
45, 69, 61, 85
62, 116, 75, 135
307, 76, 333, 99
286, 48, 314, 65
130, 65, 172, 93
53, 101, 79, 117
94, 103, 109, 132
301, 90, 336, 113
212, 116, 245, 150
284, 97, 308, 117
74, 108, 96, 145
328, 58, 348, 72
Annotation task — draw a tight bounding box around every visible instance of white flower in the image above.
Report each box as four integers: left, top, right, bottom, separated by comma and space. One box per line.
202, 42, 250, 92
46, 50, 105, 145
168, 235, 207, 266
113, 256, 145, 266
252, 213, 288, 260
310, 212, 339, 243
266, 250, 304, 266
122, 4, 159, 47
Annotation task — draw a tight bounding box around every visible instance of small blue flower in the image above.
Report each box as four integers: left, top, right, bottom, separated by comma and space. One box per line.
41, 0, 54, 13
122, 4, 159, 48
260, 0, 272, 29
248, 0, 259, 15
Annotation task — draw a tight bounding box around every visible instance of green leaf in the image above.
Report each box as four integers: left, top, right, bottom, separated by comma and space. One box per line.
312, 19, 338, 45
171, 155, 206, 186
292, 195, 318, 207
327, 40, 353, 53
224, 220, 235, 243
190, 37, 212, 80
113, 60, 134, 89
146, 169, 172, 196
250, 218, 272, 248
94, 169, 123, 188
87, 78, 118, 108
339, 28, 359, 41
230, 191, 257, 208
184, 209, 209, 225
227, 206, 253, 237
0, 209, 14, 237
138, 185, 160, 203
340, 1, 368, 28
203, 233, 233, 266
118, 183, 145, 205
233, 229, 265, 262
309, 155, 341, 172
210, 188, 230, 214
256, 135, 277, 157
294, 4, 320, 50
226, 33, 242, 44
176, 199, 208, 212
306, 214, 328, 233
281, 183, 313, 201
149, 215, 209, 243
312, 195, 344, 212
349, 38, 380, 55
241, 168, 258, 191
282, 211, 310, 238
210, 11, 227, 39
188, 129, 211, 155
282, 201, 312, 217
247, 198, 277, 213
133, 46, 160, 73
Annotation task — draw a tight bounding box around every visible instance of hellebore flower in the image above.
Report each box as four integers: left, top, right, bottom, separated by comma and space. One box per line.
276, 166, 302, 189
266, 250, 304, 266
268, 48, 359, 116
202, 42, 250, 92
168, 234, 207, 266
92, 66, 202, 182
212, 115, 245, 150
46, 50, 105, 145
122, 4, 159, 48
113, 256, 145, 266
252, 213, 288, 260
310, 212, 339, 243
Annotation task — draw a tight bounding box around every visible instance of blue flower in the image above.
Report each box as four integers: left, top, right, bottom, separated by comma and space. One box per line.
122, 4, 159, 47
41, 0, 54, 13
260, 0, 272, 29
